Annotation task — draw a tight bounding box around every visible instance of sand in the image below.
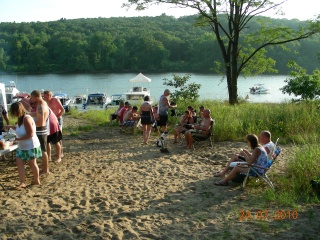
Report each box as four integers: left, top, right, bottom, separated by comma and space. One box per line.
0, 115, 319, 240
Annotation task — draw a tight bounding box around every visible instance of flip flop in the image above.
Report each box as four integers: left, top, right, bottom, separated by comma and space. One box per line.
214, 181, 228, 186
214, 173, 223, 177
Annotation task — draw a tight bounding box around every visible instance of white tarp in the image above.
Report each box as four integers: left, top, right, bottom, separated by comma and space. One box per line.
129, 73, 151, 83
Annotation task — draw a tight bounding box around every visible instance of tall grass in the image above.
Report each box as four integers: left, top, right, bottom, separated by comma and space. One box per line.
173, 100, 320, 144
275, 143, 320, 203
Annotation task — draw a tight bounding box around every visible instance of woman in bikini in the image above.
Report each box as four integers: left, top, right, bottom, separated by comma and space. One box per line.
139, 96, 153, 144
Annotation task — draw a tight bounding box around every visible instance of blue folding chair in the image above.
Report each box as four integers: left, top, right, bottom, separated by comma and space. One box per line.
242, 138, 281, 191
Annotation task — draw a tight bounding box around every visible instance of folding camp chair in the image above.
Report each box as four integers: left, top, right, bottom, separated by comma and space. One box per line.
241, 138, 281, 191
192, 119, 215, 150
120, 120, 137, 133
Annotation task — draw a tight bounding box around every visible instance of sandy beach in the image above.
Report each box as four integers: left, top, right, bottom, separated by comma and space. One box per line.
0, 115, 319, 240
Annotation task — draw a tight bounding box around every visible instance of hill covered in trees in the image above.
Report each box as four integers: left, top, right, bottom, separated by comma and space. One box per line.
0, 14, 318, 74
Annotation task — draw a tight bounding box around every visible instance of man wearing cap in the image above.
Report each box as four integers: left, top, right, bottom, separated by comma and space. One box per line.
157, 89, 176, 132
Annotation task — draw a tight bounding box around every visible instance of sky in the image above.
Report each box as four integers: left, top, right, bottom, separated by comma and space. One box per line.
0, 0, 318, 23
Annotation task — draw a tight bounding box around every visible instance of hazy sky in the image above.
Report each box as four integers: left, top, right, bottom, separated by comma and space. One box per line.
0, 0, 318, 23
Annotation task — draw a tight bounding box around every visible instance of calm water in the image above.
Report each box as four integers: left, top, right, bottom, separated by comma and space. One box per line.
0, 73, 291, 103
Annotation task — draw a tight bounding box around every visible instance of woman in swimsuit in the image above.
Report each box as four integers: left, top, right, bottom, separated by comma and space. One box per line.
139, 96, 153, 144
173, 110, 194, 143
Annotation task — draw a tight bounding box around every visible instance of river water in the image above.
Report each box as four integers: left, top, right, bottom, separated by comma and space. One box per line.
0, 73, 291, 103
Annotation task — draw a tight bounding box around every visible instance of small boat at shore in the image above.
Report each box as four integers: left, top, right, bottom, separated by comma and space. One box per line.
4, 81, 20, 105
249, 84, 270, 94
73, 94, 87, 104
105, 94, 123, 108
83, 93, 111, 109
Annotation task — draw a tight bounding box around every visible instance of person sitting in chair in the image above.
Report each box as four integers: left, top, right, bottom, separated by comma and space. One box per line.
110, 101, 124, 125
184, 109, 213, 149
118, 102, 130, 125
214, 130, 274, 178
173, 110, 194, 143
122, 106, 140, 128
187, 106, 197, 123
214, 134, 268, 186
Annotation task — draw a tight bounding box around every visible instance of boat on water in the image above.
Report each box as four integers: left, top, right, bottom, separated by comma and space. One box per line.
73, 94, 87, 104
121, 73, 151, 105
54, 92, 72, 112
83, 93, 111, 109
4, 81, 19, 105
105, 94, 123, 108
249, 84, 271, 94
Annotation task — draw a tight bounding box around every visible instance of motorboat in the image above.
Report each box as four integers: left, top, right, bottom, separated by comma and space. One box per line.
105, 94, 123, 108
83, 93, 111, 109
249, 84, 271, 94
72, 94, 87, 104
54, 92, 72, 112
5, 81, 20, 105
122, 73, 151, 105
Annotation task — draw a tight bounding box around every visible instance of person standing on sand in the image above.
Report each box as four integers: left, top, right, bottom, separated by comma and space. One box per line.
46, 108, 63, 163
139, 96, 153, 144
29, 90, 50, 175
5, 102, 42, 188
43, 90, 65, 157
157, 89, 176, 132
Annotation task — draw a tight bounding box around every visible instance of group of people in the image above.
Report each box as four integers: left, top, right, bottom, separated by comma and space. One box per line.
109, 89, 275, 186
2, 90, 65, 188
111, 89, 179, 145
2, 86, 276, 188
110, 89, 214, 150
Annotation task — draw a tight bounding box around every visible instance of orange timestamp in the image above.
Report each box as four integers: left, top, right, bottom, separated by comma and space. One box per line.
239, 210, 299, 221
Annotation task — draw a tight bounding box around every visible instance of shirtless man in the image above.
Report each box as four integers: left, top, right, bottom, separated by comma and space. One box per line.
43, 91, 65, 130
29, 90, 50, 174
184, 109, 213, 149
43, 90, 65, 157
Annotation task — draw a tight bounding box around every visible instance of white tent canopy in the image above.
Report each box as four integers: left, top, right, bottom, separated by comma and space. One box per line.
129, 73, 151, 83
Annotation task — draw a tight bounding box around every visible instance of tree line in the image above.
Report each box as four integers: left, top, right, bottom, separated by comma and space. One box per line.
0, 14, 318, 74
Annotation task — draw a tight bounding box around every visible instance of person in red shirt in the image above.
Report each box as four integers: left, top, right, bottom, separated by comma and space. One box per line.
118, 102, 129, 124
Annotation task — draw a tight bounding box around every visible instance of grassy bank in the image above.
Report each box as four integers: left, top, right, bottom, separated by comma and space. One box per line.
66, 100, 320, 205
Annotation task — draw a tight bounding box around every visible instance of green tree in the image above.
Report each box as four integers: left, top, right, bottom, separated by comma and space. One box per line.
163, 74, 201, 103
0, 47, 6, 70
26, 45, 48, 72
281, 61, 320, 100
125, 0, 320, 104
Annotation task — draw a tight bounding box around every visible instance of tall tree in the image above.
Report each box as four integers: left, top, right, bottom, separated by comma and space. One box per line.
124, 0, 320, 104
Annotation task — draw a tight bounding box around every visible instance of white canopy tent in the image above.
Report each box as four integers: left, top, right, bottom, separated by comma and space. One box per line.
129, 73, 151, 83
